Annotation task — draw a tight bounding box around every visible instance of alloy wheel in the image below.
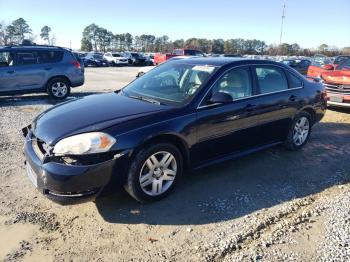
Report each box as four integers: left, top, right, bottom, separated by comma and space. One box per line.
293, 116, 310, 146
51, 82, 68, 97
139, 151, 177, 196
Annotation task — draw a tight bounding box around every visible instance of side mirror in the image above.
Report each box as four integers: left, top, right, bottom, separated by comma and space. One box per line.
322, 64, 334, 70
208, 92, 233, 104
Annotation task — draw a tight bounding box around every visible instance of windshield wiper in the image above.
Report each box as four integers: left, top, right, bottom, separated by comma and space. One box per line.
128, 95, 163, 105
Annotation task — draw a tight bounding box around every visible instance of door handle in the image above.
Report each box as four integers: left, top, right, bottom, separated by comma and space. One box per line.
7, 70, 15, 74
289, 95, 297, 101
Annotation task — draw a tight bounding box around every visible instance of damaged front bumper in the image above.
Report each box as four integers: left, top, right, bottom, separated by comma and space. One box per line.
22, 126, 130, 204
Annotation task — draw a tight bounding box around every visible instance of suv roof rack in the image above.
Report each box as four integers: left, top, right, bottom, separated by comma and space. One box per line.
2, 43, 67, 50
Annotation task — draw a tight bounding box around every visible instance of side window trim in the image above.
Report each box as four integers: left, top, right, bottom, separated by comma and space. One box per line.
197, 64, 305, 110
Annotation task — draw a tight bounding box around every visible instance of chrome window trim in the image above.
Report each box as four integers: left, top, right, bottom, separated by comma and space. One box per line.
197, 63, 304, 110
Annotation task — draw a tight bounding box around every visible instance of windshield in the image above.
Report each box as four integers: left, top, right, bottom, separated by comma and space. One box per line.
112, 54, 121, 57
123, 61, 217, 106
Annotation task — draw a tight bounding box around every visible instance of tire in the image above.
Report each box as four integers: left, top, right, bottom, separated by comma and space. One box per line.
124, 143, 183, 203
47, 77, 71, 99
284, 111, 312, 150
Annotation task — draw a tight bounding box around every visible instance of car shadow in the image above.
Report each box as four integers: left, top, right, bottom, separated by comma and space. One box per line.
95, 121, 350, 225
0, 92, 104, 107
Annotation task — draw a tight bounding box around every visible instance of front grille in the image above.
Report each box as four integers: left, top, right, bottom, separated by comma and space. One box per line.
324, 83, 350, 95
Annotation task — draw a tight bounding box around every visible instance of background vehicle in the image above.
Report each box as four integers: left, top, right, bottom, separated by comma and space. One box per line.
23, 58, 326, 204
282, 59, 311, 75
0, 43, 84, 99
316, 58, 350, 108
154, 49, 205, 65
84, 52, 109, 67
123, 52, 146, 66
136, 55, 198, 77
103, 52, 128, 66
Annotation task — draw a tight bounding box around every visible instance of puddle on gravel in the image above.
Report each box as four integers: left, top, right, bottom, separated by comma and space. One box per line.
0, 215, 38, 260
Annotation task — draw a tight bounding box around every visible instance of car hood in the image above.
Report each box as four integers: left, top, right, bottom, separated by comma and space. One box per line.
321, 70, 350, 85
33, 92, 170, 145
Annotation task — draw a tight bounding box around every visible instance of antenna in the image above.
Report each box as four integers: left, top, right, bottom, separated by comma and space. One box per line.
279, 0, 286, 45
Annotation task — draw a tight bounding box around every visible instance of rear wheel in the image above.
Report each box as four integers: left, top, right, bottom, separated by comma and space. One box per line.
124, 143, 183, 203
47, 77, 70, 99
284, 111, 312, 150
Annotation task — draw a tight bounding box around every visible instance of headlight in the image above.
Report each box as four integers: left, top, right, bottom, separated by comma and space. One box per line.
53, 132, 116, 155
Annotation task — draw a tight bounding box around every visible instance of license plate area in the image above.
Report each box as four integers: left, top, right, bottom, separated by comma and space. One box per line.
329, 96, 343, 103
26, 163, 38, 188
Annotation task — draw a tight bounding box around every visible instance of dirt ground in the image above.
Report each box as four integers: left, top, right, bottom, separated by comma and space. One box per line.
0, 67, 349, 262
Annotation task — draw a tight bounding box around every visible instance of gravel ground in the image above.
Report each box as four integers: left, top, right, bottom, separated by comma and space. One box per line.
0, 67, 349, 261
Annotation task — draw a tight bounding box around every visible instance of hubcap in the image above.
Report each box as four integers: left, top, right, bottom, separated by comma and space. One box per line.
139, 151, 177, 196
51, 82, 67, 97
293, 116, 310, 146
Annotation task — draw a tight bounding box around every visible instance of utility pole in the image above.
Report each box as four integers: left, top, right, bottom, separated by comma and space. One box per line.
279, 0, 286, 46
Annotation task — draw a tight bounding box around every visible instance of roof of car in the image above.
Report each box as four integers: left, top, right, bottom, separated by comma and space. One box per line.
172, 57, 281, 67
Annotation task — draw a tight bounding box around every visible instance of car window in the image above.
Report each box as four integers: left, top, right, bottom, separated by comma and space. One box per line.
0, 51, 15, 67
337, 59, 350, 70
255, 66, 288, 94
213, 67, 252, 100
16, 51, 39, 66
38, 51, 64, 63
285, 70, 303, 89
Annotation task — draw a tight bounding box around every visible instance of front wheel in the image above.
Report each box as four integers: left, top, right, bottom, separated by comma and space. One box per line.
47, 77, 71, 99
124, 143, 183, 203
284, 111, 312, 150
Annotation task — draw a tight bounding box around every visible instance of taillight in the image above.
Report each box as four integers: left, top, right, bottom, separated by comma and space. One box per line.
71, 60, 81, 69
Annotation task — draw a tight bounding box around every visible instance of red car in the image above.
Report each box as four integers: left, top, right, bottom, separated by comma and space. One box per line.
307, 57, 350, 108
154, 49, 204, 65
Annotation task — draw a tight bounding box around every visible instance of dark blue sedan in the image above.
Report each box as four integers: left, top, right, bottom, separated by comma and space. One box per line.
23, 58, 327, 204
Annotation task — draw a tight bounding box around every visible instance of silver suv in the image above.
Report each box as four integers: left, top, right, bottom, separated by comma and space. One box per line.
0, 44, 84, 99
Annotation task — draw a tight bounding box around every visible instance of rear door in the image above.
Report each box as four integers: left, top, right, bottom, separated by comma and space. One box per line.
13, 49, 48, 90
0, 50, 17, 92
251, 65, 301, 144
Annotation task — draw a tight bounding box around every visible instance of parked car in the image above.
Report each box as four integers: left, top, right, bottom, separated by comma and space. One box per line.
143, 53, 155, 66
84, 52, 109, 67
308, 57, 350, 108
123, 52, 146, 66
23, 58, 326, 204
103, 52, 128, 66
0, 44, 84, 99
136, 56, 199, 77
282, 59, 311, 75
154, 49, 205, 65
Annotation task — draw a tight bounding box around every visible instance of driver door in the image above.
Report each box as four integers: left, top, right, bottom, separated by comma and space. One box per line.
192, 66, 264, 165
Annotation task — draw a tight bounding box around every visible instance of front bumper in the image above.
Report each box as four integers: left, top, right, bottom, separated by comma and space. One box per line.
23, 132, 129, 204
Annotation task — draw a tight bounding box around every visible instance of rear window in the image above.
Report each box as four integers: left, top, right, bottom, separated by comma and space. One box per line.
285, 70, 303, 89
15, 50, 64, 65
16, 51, 39, 65
255, 66, 289, 94
38, 51, 64, 63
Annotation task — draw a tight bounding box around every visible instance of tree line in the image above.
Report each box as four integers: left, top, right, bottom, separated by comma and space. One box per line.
81, 24, 350, 56
1, 19, 349, 56
0, 18, 55, 46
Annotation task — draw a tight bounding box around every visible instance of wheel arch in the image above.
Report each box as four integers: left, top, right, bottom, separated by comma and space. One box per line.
299, 106, 316, 125
46, 75, 72, 90
132, 133, 191, 170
